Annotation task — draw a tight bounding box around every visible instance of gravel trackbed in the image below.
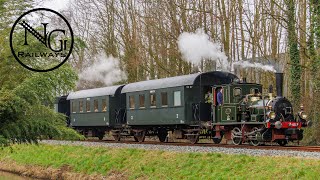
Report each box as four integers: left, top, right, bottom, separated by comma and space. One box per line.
41, 140, 320, 159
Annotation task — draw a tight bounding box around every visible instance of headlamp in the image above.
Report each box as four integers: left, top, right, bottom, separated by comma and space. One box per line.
268, 111, 276, 119
299, 111, 307, 119
302, 113, 307, 119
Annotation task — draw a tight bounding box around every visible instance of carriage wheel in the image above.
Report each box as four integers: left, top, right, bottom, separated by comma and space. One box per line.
134, 130, 146, 142
231, 127, 242, 145
158, 129, 168, 142
113, 134, 121, 141
133, 136, 139, 142
249, 127, 260, 146
98, 132, 105, 140
82, 130, 89, 138
187, 134, 199, 144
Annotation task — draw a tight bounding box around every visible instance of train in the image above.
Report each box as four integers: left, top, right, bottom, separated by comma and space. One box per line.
55, 71, 310, 146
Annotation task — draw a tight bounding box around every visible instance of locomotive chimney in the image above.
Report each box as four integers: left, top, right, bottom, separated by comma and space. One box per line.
275, 73, 283, 97
268, 85, 273, 93
268, 85, 274, 100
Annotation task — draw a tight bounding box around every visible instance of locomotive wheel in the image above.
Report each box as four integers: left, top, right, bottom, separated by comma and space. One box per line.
249, 127, 260, 146
158, 129, 168, 142
134, 130, 146, 142
187, 134, 199, 144
277, 140, 288, 146
212, 131, 224, 144
250, 140, 260, 146
213, 138, 222, 144
231, 127, 242, 145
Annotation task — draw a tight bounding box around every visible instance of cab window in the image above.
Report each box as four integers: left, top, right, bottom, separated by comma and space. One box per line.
233, 88, 242, 97
250, 88, 259, 94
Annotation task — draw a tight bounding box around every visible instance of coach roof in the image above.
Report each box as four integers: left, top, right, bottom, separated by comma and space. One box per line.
121, 71, 238, 93
67, 85, 124, 100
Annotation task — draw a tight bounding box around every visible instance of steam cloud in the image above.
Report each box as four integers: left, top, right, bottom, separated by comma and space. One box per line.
79, 53, 127, 86
233, 60, 276, 72
177, 28, 229, 71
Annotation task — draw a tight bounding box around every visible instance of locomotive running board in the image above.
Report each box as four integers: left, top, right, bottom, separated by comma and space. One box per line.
212, 122, 266, 126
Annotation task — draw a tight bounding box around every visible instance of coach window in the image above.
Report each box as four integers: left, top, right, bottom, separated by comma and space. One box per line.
86, 98, 91, 112
79, 100, 83, 112
129, 96, 135, 109
94, 99, 98, 112
102, 99, 107, 112
174, 91, 181, 106
139, 94, 145, 108
161, 92, 168, 107
150, 93, 156, 108
72, 101, 76, 113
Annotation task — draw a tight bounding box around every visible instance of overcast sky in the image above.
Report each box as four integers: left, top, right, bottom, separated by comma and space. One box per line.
40, 0, 70, 11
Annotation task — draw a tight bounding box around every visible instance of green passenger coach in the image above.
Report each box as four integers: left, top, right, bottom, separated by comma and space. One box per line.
121, 71, 237, 142
67, 85, 125, 139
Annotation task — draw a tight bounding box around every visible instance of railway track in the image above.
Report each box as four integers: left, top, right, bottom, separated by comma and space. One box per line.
85, 138, 320, 152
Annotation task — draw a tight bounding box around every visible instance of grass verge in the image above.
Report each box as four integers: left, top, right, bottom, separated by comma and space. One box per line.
0, 144, 319, 179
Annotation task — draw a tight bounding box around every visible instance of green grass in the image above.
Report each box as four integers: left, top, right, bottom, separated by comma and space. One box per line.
0, 144, 320, 179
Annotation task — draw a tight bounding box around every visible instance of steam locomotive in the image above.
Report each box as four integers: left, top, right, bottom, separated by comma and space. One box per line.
55, 71, 310, 146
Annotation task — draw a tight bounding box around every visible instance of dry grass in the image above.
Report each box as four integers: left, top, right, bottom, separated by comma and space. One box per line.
0, 161, 113, 180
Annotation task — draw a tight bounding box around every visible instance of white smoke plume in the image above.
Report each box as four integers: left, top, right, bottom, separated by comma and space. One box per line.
233, 60, 276, 72
79, 53, 127, 86
177, 28, 229, 71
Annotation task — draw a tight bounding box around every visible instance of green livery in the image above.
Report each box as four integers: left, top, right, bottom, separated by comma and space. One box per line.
214, 83, 262, 124
60, 71, 308, 145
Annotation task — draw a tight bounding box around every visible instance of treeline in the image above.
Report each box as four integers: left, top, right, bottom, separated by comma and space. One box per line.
68, 0, 320, 144
0, 1, 82, 145
69, 1, 317, 98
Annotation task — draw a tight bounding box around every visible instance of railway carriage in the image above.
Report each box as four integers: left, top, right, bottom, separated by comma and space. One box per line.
120, 71, 237, 142
66, 85, 126, 139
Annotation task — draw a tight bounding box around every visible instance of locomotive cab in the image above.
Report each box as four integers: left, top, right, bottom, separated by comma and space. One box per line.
212, 83, 262, 123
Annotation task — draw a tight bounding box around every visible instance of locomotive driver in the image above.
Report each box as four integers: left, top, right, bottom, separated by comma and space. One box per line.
205, 89, 213, 103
